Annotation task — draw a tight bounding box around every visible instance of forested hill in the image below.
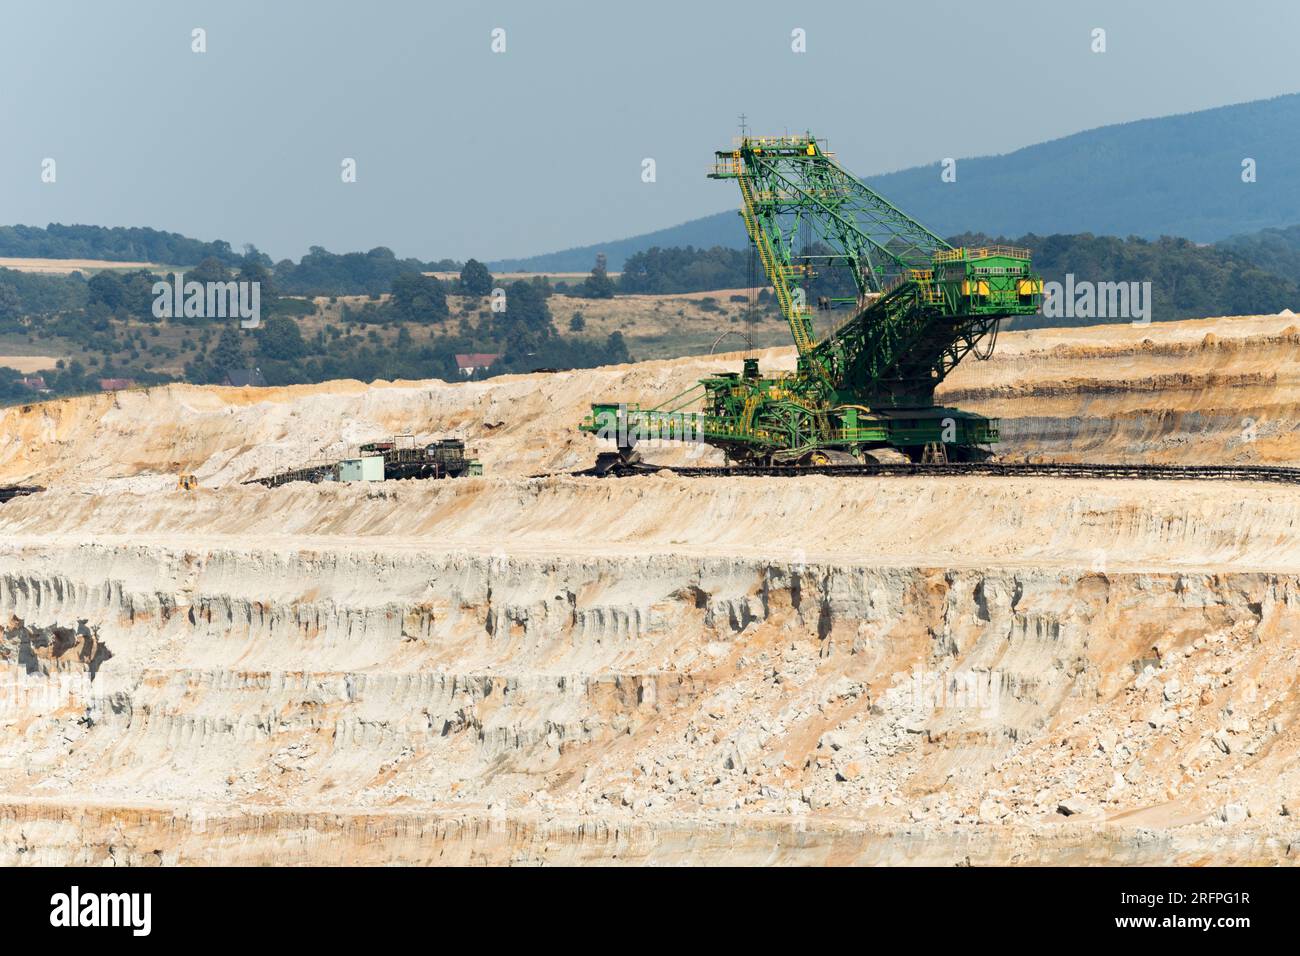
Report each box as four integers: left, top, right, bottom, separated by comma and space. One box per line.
0, 224, 245, 266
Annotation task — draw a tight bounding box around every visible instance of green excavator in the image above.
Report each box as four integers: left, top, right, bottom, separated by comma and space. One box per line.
581, 133, 1043, 466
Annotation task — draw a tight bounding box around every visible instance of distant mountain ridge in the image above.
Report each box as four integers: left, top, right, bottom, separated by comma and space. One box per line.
492, 93, 1300, 272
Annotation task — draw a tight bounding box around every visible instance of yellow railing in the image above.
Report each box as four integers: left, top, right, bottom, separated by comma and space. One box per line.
732, 135, 814, 148
877, 270, 946, 306
735, 153, 816, 355
933, 245, 1031, 263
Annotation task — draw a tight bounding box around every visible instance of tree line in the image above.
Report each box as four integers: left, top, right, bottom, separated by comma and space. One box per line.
613, 231, 1300, 324
0, 252, 631, 405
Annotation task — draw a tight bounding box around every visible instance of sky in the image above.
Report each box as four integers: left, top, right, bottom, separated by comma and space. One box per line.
2, 0, 1299, 262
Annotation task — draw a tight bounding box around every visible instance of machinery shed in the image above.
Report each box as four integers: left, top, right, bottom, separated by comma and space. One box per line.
339, 455, 385, 482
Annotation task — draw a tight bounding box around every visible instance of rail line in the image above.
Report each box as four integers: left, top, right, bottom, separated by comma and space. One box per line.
574, 460, 1300, 485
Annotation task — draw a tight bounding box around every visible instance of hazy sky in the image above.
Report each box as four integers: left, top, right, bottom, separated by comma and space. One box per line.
3, 0, 1299, 262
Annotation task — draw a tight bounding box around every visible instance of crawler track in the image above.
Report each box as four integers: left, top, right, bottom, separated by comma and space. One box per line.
576, 460, 1300, 485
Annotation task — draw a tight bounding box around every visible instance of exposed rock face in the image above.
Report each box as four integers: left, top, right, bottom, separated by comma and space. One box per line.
1, 471, 1299, 864
3, 312, 1300, 864
4, 312, 1300, 493
1, 616, 110, 678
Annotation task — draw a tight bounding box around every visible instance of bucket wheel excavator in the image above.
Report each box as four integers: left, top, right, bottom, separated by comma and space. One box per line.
581, 133, 1043, 466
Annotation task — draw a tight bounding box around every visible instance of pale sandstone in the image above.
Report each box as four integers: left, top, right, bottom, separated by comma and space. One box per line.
1, 313, 1299, 864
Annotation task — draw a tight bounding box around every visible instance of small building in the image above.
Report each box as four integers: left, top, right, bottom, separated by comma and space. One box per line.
455, 353, 501, 377
338, 455, 385, 482
18, 376, 47, 392
98, 378, 134, 391
224, 367, 267, 388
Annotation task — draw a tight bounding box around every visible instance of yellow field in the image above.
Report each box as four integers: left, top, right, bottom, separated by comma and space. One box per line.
0, 256, 162, 274
424, 271, 621, 281
0, 354, 64, 374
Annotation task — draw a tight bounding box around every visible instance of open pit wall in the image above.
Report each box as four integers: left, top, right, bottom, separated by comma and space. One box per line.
4, 313, 1300, 496
1, 476, 1299, 864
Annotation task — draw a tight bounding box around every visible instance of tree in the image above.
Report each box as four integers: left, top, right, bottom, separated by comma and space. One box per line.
604, 330, 630, 364
274, 246, 431, 297
190, 257, 232, 284
119, 270, 162, 319
87, 272, 126, 310
618, 244, 752, 294
496, 279, 555, 356
0, 284, 21, 321
460, 259, 494, 297
210, 323, 245, 371
569, 311, 585, 331
256, 316, 306, 360
85, 269, 158, 317
238, 255, 275, 303
580, 253, 616, 299
390, 273, 449, 322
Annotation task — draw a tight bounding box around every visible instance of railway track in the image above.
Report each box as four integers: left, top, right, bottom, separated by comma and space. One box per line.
575, 459, 1300, 485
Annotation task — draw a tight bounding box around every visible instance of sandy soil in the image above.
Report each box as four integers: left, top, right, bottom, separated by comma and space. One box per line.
3, 310, 1298, 490
1, 312, 1299, 864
